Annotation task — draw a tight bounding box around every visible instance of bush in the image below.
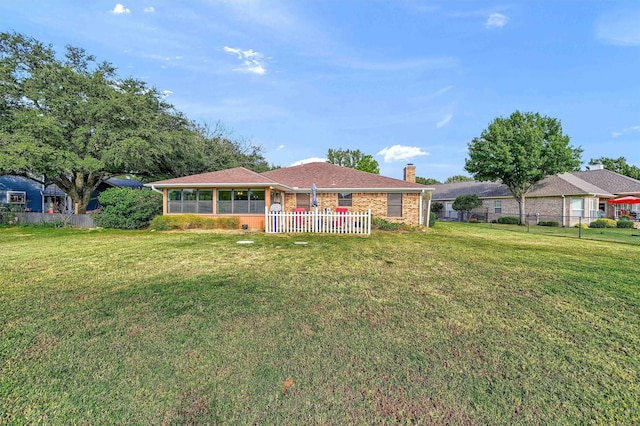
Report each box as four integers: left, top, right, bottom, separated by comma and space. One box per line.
589, 218, 617, 229
497, 216, 520, 225
149, 214, 240, 231
92, 188, 162, 229
430, 202, 443, 214
372, 216, 413, 231
539, 221, 561, 227
617, 220, 635, 229
429, 212, 437, 227
573, 222, 588, 229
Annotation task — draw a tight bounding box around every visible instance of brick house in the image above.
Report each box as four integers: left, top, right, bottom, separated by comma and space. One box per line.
432, 165, 640, 226
147, 162, 433, 230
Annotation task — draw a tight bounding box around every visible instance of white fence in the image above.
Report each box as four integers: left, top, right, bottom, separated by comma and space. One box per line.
265, 209, 371, 235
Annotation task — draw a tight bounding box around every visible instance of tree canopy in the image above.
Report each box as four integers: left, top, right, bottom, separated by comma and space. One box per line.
0, 32, 268, 213
416, 176, 442, 185
444, 175, 474, 184
465, 111, 582, 224
327, 148, 380, 174
452, 194, 482, 222
588, 157, 640, 180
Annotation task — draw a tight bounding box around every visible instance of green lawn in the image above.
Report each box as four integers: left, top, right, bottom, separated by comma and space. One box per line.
1, 223, 638, 424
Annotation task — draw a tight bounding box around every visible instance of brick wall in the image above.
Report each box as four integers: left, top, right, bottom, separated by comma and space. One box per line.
284, 191, 422, 226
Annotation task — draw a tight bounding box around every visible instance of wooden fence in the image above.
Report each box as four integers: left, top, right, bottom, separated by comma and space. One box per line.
265, 209, 371, 235
12, 212, 96, 228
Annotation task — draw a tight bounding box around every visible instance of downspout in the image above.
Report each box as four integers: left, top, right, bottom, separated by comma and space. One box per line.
150, 185, 162, 194
419, 190, 424, 226
561, 195, 566, 227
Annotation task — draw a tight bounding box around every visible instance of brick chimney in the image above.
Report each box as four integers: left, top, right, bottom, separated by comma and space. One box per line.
403, 163, 416, 183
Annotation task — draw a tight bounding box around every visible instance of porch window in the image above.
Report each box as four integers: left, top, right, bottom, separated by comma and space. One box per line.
338, 193, 352, 207
168, 189, 213, 214
387, 193, 402, 217
494, 200, 502, 214
7, 191, 26, 204
296, 193, 310, 210
588, 198, 598, 218
217, 189, 265, 214
571, 198, 585, 218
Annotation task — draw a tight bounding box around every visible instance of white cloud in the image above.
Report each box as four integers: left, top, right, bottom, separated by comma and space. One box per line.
223, 46, 267, 75
376, 145, 429, 163
161, 90, 173, 98
596, 10, 640, 46
277, 144, 285, 150
436, 113, 453, 128
144, 6, 155, 13
110, 4, 131, 14
612, 125, 640, 138
486, 13, 508, 28
290, 157, 327, 166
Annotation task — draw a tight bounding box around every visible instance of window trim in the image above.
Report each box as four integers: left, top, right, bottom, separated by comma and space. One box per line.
168, 189, 213, 214
494, 200, 502, 214
337, 192, 352, 207
7, 191, 26, 204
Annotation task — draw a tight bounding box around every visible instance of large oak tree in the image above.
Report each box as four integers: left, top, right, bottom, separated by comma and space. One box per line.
465, 111, 582, 224
0, 32, 268, 213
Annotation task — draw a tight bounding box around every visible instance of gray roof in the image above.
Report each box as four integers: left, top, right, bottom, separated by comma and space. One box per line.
571, 169, 640, 195
431, 169, 636, 201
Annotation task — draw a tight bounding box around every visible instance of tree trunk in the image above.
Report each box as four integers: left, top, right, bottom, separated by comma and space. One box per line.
518, 195, 526, 225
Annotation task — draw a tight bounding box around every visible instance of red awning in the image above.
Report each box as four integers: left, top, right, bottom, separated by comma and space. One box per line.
608, 196, 640, 204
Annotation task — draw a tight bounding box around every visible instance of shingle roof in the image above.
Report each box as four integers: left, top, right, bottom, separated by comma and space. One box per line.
261, 162, 430, 191
148, 162, 432, 192
571, 169, 640, 195
148, 167, 279, 186
432, 171, 618, 201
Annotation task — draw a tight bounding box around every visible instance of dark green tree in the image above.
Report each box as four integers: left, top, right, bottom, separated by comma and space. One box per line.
445, 175, 474, 184
416, 176, 442, 185
452, 194, 482, 222
0, 32, 268, 213
465, 111, 582, 224
588, 157, 640, 180
327, 148, 380, 174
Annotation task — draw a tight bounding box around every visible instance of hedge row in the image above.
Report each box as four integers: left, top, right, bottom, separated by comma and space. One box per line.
149, 214, 240, 231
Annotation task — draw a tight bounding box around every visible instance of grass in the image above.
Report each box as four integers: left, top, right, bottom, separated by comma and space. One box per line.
1, 223, 638, 424
468, 221, 640, 245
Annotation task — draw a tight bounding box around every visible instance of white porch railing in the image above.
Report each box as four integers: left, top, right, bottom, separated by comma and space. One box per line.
265, 208, 371, 234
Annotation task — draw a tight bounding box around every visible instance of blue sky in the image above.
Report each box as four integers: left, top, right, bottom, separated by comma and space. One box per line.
2, 1, 639, 181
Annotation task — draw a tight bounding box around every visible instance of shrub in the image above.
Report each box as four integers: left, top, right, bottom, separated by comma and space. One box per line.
539, 221, 561, 227
589, 218, 617, 229
430, 202, 443, 214
617, 220, 635, 229
429, 212, 437, 227
573, 222, 588, 229
372, 216, 413, 231
149, 214, 240, 231
92, 188, 162, 229
497, 216, 520, 225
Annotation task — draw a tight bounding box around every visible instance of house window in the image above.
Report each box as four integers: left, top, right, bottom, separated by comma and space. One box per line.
571, 198, 585, 218
338, 193, 352, 207
387, 193, 402, 217
296, 193, 310, 210
494, 200, 502, 214
7, 191, 26, 204
168, 189, 213, 214
217, 189, 265, 214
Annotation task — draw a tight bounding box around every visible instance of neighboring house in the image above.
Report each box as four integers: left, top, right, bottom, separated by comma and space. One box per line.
0, 175, 144, 213
147, 162, 433, 230
432, 165, 640, 226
